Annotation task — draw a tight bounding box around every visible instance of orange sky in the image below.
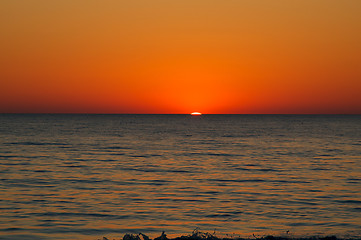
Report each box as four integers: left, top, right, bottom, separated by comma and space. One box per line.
1, 0, 360, 114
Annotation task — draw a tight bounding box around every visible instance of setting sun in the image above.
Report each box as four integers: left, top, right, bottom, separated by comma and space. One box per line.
191, 112, 202, 116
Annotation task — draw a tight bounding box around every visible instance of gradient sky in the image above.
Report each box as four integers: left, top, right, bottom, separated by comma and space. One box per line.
1, 0, 361, 114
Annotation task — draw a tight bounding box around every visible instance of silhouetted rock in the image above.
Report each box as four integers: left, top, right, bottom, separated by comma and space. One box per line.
262, 236, 288, 240
320, 236, 337, 240
139, 233, 151, 240
154, 231, 168, 240
110, 231, 361, 240
124, 233, 141, 240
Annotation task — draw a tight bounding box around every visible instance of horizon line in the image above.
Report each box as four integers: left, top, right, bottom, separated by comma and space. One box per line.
1, 113, 360, 115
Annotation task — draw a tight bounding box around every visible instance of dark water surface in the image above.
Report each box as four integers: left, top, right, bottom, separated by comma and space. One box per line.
0, 114, 360, 240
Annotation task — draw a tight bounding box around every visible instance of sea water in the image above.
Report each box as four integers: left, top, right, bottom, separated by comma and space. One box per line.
0, 114, 360, 240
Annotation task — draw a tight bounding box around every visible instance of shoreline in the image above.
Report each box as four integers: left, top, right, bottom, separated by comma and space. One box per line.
99, 231, 361, 240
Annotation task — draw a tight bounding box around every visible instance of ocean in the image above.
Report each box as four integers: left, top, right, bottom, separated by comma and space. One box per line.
0, 114, 360, 240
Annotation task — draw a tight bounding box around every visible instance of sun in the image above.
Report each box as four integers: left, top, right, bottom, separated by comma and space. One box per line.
191, 112, 202, 116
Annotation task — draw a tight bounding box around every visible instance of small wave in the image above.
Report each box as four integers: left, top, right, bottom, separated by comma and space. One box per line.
103, 146, 132, 150
109, 153, 126, 156
130, 155, 150, 158
0, 155, 18, 158
258, 168, 279, 172
0, 227, 24, 232
179, 152, 244, 157
30, 212, 131, 220
335, 200, 361, 204
347, 178, 361, 181
63, 165, 85, 168
208, 178, 310, 184
7, 142, 69, 146
311, 168, 330, 171
209, 179, 265, 183
33, 170, 52, 173
1, 162, 32, 166
116, 166, 192, 174
222, 134, 236, 138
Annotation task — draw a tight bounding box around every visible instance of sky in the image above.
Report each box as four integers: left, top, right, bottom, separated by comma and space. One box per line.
1, 0, 361, 114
